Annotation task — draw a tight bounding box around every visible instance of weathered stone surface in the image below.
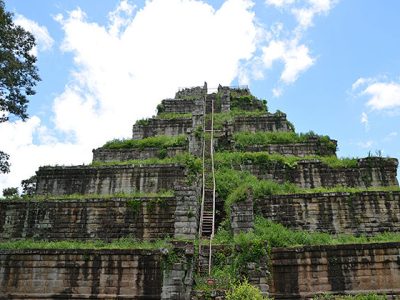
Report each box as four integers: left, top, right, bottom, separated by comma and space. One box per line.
159, 99, 197, 114
132, 118, 193, 140
92, 146, 187, 162
0, 248, 193, 299
0, 249, 164, 299
236, 157, 398, 188
235, 140, 337, 157
35, 164, 187, 195
233, 113, 292, 133
256, 191, 400, 235
271, 242, 400, 299
231, 195, 254, 236
0, 197, 177, 241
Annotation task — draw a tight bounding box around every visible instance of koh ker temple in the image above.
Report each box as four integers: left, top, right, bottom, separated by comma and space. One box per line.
0, 83, 399, 299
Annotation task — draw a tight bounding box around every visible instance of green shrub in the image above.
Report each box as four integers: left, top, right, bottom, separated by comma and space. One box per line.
102, 135, 187, 150
226, 279, 270, 300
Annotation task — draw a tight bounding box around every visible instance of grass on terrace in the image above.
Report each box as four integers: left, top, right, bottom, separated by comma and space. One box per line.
0, 238, 170, 250
102, 135, 187, 150
0, 191, 174, 201
233, 131, 336, 152
214, 216, 400, 248
216, 168, 400, 209
214, 152, 360, 169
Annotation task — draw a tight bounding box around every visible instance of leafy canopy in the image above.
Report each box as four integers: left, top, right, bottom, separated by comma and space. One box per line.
0, 0, 40, 173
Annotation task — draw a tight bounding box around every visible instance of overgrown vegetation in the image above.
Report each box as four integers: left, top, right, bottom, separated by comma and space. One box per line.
0, 191, 174, 201
91, 153, 201, 174
102, 135, 187, 150
211, 110, 267, 130
0, 238, 171, 250
226, 280, 271, 300
214, 216, 400, 248
214, 152, 359, 169
233, 131, 336, 152
156, 112, 192, 119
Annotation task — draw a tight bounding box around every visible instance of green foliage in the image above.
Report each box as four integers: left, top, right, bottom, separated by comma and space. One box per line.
156, 112, 192, 119
91, 153, 201, 173
226, 279, 270, 300
1, 1, 41, 173
214, 216, 400, 248
214, 151, 358, 170
21, 175, 36, 196
2, 187, 18, 198
0, 0, 40, 122
0, 191, 174, 201
0, 150, 10, 173
0, 238, 171, 250
233, 131, 336, 153
212, 110, 267, 130
102, 135, 187, 150
127, 199, 141, 215
135, 118, 150, 126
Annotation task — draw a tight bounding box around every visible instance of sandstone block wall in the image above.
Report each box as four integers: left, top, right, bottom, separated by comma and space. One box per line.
255, 191, 400, 236
92, 146, 187, 162
160, 99, 197, 113
271, 242, 400, 299
232, 114, 292, 133
237, 141, 337, 157
237, 158, 398, 188
0, 248, 193, 299
35, 164, 187, 195
0, 197, 177, 241
132, 118, 192, 140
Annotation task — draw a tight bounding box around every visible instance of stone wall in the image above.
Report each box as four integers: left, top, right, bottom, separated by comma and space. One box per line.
271, 242, 400, 299
237, 140, 337, 157
159, 99, 197, 114
237, 158, 398, 188
0, 248, 193, 299
92, 146, 187, 162
232, 114, 293, 133
0, 197, 177, 241
35, 164, 187, 195
255, 191, 400, 236
132, 118, 192, 140
175, 84, 207, 100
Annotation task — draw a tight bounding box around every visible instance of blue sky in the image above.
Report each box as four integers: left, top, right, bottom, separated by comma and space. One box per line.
1, 0, 399, 191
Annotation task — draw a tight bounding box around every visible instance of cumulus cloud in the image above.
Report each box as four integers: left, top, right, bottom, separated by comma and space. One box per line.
14, 14, 54, 56
360, 111, 369, 130
0, 0, 261, 192
265, 0, 295, 7
352, 77, 400, 111
262, 39, 314, 84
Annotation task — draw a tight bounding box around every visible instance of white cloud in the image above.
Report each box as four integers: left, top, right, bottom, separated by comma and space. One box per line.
14, 14, 54, 56
292, 0, 337, 30
262, 39, 314, 84
360, 111, 369, 129
357, 140, 374, 149
265, 0, 295, 7
272, 87, 283, 97
1, 0, 262, 192
352, 77, 400, 111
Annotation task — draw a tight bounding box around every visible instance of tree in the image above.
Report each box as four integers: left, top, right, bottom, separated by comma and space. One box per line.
2, 186, 18, 198
21, 175, 36, 196
0, 0, 40, 173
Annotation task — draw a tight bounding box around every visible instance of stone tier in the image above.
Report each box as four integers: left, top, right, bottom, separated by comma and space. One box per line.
35, 164, 187, 195
0, 187, 199, 242
231, 191, 400, 236
158, 98, 197, 114
132, 117, 192, 140
216, 138, 337, 157
232, 113, 293, 133
235, 157, 398, 188
0, 247, 193, 299
92, 146, 187, 162
271, 242, 400, 299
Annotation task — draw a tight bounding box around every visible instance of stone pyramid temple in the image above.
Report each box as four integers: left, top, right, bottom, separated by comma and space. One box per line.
0, 83, 399, 299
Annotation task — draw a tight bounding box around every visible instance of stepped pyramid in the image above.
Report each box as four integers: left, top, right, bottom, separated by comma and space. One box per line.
0, 83, 399, 299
